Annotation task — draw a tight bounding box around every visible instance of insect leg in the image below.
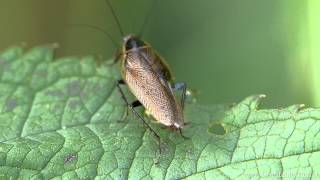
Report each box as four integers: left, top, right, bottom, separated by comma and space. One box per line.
118, 100, 142, 121
116, 80, 162, 153
178, 128, 190, 140
172, 82, 191, 139
112, 49, 122, 64
131, 100, 142, 107
116, 80, 130, 121
172, 82, 187, 110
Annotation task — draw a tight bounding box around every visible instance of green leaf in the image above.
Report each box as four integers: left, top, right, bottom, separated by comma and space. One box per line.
1, 46, 320, 179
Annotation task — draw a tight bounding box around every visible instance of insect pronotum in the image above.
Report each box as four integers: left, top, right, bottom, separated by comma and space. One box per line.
81, 0, 189, 152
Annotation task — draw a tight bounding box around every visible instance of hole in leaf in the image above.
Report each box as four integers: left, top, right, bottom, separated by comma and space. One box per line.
208, 123, 226, 135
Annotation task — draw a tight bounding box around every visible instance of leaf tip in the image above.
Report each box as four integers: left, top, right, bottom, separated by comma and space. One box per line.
241, 94, 267, 110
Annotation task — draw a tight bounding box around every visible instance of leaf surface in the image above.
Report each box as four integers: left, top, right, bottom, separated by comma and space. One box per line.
0, 46, 319, 179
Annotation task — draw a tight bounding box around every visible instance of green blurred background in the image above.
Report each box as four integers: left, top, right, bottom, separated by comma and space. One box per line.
0, 0, 319, 108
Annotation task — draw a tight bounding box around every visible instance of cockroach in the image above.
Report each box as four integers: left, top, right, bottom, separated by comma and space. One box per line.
76, 0, 189, 152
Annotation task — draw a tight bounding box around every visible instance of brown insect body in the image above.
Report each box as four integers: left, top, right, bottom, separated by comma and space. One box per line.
72, 0, 188, 154
121, 35, 185, 129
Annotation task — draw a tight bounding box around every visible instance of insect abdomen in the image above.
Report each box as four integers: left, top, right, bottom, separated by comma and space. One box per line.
124, 50, 183, 127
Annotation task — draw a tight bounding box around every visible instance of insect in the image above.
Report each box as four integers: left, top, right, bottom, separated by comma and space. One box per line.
78, 0, 189, 152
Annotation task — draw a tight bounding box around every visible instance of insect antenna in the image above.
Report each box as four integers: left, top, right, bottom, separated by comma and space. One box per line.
104, 0, 125, 37
138, 0, 159, 37
68, 23, 119, 48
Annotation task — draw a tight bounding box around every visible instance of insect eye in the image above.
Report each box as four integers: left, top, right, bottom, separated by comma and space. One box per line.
125, 38, 145, 50
125, 40, 134, 50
